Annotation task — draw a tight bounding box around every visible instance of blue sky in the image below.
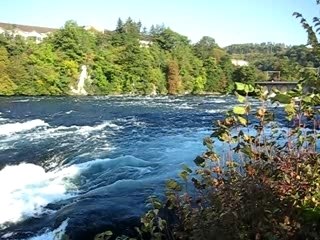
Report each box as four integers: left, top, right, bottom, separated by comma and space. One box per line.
0, 0, 318, 47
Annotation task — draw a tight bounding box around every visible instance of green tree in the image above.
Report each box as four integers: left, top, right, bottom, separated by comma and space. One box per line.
299, 68, 320, 92
0, 46, 17, 95
274, 57, 301, 81
192, 76, 206, 94
0, 33, 27, 57
219, 55, 235, 91
111, 17, 141, 46
293, 2, 320, 90
48, 20, 96, 63
148, 44, 168, 94
232, 65, 258, 84
194, 36, 218, 60
172, 44, 200, 93
204, 57, 224, 92
154, 28, 189, 51
26, 43, 63, 94
7, 53, 29, 94
116, 43, 155, 94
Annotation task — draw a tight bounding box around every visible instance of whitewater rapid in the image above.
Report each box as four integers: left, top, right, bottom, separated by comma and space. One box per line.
0, 95, 239, 239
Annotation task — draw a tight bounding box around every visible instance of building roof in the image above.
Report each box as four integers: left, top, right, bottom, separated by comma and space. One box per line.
0, 22, 57, 33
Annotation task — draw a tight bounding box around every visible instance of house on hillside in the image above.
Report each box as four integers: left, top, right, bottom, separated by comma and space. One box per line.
83, 25, 105, 33
231, 59, 249, 66
0, 22, 57, 43
139, 40, 153, 48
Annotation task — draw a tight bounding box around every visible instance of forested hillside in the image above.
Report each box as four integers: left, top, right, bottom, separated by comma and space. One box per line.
225, 42, 320, 81
0, 19, 319, 96
0, 19, 237, 96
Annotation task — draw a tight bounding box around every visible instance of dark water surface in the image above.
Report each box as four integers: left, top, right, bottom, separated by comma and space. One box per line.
0, 96, 255, 239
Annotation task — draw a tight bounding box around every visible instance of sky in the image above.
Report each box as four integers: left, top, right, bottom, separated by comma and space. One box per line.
0, 0, 318, 47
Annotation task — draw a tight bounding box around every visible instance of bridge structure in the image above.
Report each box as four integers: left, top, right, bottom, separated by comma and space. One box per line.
255, 81, 299, 93
255, 69, 317, 93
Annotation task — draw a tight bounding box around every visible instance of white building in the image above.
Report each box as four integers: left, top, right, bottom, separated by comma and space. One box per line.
231, 59, 249, 67
139, 40, 152, 48
0, 22, 56, 43
83, 25, 104, 33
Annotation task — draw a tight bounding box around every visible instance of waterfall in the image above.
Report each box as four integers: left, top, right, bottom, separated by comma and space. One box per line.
71, 65, 88, 95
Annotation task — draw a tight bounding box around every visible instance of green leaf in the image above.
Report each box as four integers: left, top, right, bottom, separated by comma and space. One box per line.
148, 196, 162, 209
238, 116, 247, 125
271, 93, 292, 104
244, 84, 255, 93
179, 170, 189, 181
166, 179, 182, 191
203, 136, 213, 150
218, 132, 230, 142
94, 230, 113, 240
241, 145, 254, 158
284, 102, 296, 120
233, 106, 246, 115
235, 82, 245, 91
302, 95, 312, 103
158, 218, 166, 231
182, 164, 192, 173
235, 92, 246, 103
194, 156, 205, 166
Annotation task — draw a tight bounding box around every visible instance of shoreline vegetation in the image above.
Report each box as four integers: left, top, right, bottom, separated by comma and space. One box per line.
0, 17, 320, 97
0, 92, 225, 98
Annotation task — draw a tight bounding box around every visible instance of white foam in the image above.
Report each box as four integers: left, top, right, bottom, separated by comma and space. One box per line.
95, 142, 116, 152
77, 121, 122, 135
1, 232, 14, 238
26, 218, 69, 240
175, 103, 193, 109
11, 99, 30, 103
202, 98, 229, 104
0, 113, 7, 122
213, 99, 226, 103
205, 109, 221, 114
0, 163, 79, 226
0, 119, 48, 136
0, 155, 130, 227
116, 117, 147, 128
0, 144, 12, 151
0, 121, 122, 142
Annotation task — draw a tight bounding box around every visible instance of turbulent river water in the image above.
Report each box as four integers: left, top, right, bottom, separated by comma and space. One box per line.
0, 96, 276, 239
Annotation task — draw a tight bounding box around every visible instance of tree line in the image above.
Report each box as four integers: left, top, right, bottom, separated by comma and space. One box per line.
226, 42, 320, 82
0, 18, 318, 96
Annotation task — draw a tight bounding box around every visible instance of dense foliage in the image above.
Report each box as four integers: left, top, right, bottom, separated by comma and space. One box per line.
0, 20, 237, 96
226, 42, 320, 81
1, 18, 319, 96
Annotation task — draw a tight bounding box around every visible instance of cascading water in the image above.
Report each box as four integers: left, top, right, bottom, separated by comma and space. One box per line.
71, 65, 88, 95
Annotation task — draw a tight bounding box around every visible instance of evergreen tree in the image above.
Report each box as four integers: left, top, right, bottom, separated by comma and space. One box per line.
204, 57, 224, 92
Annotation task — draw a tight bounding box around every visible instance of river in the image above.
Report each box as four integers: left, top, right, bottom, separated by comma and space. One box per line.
0, 95, 267, 239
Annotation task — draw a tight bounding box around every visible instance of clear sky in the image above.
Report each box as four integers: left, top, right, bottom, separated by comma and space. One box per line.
0, 0, 318, 47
